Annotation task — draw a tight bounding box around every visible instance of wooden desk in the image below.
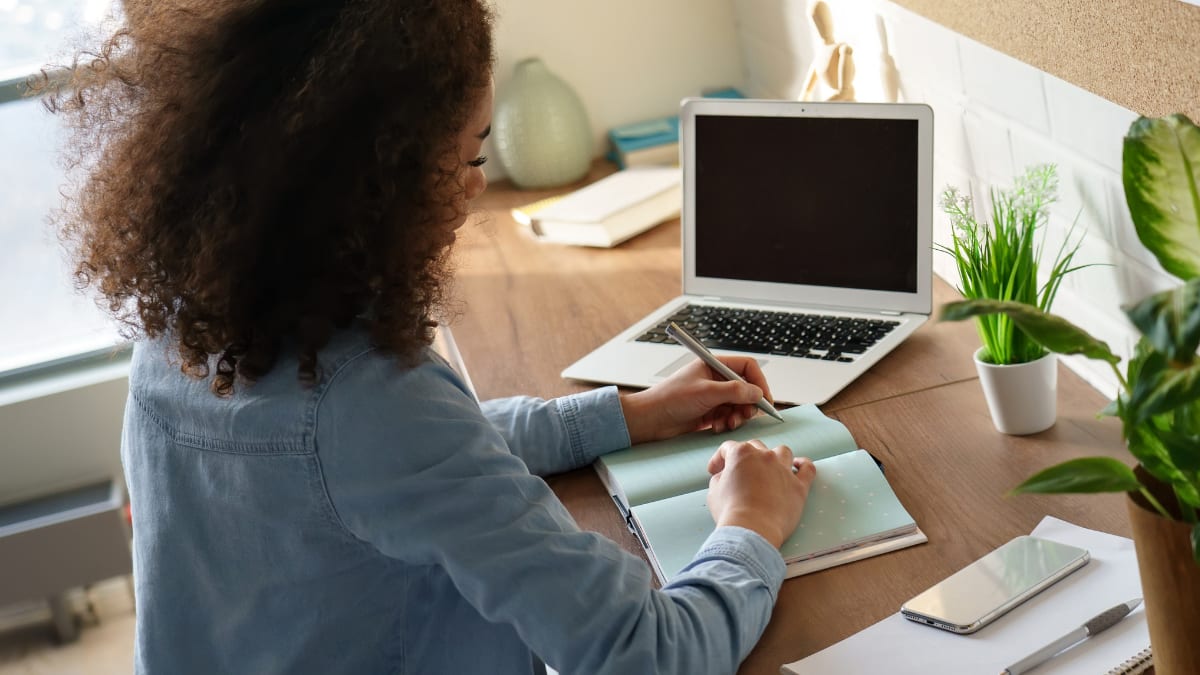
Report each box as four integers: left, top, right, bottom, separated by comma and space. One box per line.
450, 166, 1131, 674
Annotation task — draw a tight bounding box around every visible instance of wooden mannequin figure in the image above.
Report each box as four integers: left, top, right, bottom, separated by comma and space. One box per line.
800, 1, 856, 102
877, 14, 900, 103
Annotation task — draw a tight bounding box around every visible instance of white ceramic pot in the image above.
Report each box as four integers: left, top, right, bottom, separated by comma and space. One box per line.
973, 348, 1057, 435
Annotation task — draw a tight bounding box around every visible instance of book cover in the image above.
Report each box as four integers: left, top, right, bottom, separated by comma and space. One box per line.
510, 194, 565, 229
607, 117, 680, 169
594, 405, 925, 584
528, 167, 681, 247
606, 87, 743, 169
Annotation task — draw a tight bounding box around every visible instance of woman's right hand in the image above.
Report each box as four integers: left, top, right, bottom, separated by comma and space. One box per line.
706, 440, 816, 548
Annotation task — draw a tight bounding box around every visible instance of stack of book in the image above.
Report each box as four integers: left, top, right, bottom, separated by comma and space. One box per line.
606, 87, 744, 169
510, 167, 681, 248
607, 117, 681, 169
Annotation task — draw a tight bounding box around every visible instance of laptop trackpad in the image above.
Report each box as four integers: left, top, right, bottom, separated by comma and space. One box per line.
653, 353, 770, 380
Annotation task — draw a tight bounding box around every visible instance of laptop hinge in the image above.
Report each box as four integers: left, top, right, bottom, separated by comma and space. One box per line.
878, 310, 903, 316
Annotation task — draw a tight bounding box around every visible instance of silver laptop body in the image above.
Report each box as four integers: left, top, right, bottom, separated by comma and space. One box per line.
563, 98, 934, 405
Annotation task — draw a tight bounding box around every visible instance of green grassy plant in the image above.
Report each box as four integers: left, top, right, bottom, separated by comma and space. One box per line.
937, 165, 1085, 364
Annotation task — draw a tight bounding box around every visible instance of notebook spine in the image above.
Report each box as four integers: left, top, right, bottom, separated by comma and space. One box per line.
1105, 646, 1153, 675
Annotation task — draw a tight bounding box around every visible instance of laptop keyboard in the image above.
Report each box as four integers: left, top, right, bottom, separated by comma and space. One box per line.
635, 304, 900, 362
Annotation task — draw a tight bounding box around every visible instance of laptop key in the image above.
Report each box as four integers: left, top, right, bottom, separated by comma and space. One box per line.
635, 304, 900, 359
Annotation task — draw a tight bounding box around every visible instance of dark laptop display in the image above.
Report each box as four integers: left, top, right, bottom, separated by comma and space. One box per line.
695, 115, 920, 293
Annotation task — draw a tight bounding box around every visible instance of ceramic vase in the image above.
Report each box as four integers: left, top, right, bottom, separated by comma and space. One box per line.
973, 348, 1057, 435
491, 58, 593, 189
1126, 470, 1200, 674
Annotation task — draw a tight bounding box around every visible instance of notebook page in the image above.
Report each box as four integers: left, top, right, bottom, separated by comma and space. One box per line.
599, 404, 857, 508
779, 450, 917, 563
632, 449, 916, 581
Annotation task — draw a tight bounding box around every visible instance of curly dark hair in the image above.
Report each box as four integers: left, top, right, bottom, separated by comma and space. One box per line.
44, 0, 494, 395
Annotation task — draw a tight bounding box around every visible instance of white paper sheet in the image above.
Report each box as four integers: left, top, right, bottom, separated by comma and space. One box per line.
782, 517, 1149, 674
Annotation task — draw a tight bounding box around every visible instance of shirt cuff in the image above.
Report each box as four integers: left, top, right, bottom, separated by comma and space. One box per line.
690, 526, 787, 598
555, 386, 631, 466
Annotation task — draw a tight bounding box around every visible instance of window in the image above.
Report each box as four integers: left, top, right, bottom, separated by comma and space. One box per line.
1, 1, 124, 376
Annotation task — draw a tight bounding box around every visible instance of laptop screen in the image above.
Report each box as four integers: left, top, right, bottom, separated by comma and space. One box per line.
680, 99, 933, 316
694, 115, 920, 294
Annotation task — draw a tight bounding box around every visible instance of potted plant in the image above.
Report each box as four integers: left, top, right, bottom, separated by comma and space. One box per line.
940, 114, 1200, 674
937, 164, 1085, 434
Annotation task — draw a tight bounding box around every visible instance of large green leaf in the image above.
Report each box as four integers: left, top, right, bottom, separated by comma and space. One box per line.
1142, 428, 1200, 482
1126, 424, 1196, 505
1124, 278, 1200, 362
1130, 363, 1200, 424
1176, 480, 1200, 510
1123, 425, 1200, 512
1011, 457, 1141, 494
939, 299, 1120, 365
1123, 114, 1200, 280
1125, 348, 1172, 422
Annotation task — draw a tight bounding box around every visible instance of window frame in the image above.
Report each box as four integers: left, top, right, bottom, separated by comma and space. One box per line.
0, 65, 129, 383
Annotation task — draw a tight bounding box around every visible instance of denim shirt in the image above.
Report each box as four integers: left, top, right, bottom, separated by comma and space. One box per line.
122, 328, 785, 674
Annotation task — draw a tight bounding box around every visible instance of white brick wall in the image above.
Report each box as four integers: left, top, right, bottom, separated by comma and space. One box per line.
731, 0, 1182, 399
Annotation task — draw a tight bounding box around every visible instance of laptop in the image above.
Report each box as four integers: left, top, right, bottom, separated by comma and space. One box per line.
562, 98, 934, 405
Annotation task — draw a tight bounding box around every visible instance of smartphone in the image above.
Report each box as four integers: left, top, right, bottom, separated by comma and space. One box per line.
900, 535, 1089, 634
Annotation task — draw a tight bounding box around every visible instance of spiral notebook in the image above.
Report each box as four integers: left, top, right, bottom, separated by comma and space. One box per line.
1106, 646, 1153, 675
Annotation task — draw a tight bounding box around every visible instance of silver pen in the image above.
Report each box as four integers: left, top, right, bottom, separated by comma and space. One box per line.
664, 321, 785, 422
1001, 598, 1142, 675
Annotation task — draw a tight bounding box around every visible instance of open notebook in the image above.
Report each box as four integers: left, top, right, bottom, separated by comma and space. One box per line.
595, 405, 926, 584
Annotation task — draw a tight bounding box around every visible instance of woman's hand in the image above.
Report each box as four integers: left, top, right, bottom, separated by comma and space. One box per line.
619, 355, 775, 445
707, 440, 816, 548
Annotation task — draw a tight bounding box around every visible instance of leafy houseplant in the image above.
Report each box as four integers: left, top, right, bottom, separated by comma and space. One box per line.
938, 164, 1085, 434
937, 164, 1084, 366
940, 114, 1200, 672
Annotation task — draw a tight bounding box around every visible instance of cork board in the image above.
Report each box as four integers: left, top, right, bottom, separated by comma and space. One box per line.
890, 0, 1200, 121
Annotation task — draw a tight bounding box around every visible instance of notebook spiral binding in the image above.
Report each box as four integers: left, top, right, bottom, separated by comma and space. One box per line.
1105, 646, 1153, 675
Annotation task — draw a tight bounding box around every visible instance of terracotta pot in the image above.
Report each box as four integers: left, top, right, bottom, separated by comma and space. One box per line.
1126, 470, 1200, 674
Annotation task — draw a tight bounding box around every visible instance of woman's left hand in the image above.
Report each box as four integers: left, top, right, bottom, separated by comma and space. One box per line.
619, 355, 775, 445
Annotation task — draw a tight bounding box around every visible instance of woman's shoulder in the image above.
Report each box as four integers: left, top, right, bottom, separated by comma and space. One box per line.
313, 334, 494, 477
129, 327, 473, 425
317, 331, 471, 407
314, 329, 482, 444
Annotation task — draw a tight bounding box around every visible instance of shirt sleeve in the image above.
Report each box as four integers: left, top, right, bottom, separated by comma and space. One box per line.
316, 353, 786, 675
478, 387, 630, 476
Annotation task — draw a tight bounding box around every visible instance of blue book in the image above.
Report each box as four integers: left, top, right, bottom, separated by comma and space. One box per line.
594, 405, 926, 583
607, 88, 744, 169
607, 117, 680, 169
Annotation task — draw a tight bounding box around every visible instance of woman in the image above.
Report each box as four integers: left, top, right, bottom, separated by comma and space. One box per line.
49, 0, 816, 672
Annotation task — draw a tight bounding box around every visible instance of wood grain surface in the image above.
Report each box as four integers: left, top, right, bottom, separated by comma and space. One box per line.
449, 165, 1132, 674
